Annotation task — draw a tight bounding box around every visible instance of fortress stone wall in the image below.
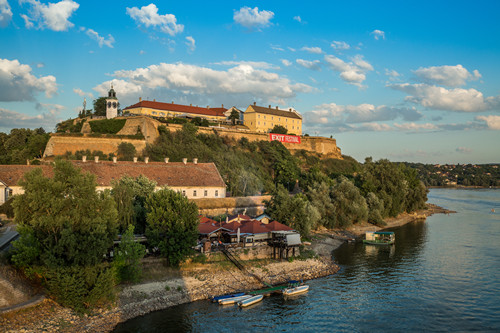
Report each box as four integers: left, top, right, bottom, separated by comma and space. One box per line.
44, 116, 341, 159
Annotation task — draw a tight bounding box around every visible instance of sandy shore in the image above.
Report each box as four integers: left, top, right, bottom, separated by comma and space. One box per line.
0, 203, 451, 332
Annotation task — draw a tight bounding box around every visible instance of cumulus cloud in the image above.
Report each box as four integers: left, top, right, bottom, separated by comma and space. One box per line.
296, 59, 321, 71
324, 54, 373, 87
301, 46, 323, 54
19, 0, 79, 31
126, 3, 184, 36
393, 122, 438, 131
185, 36, 195, 52
85, 28, 115, 48
385, 68, 401, 81
281, 59, 292, 67
0, 0, 12, 27
331, 40, 350, 51
0, 105, 62, 132
413, 64, 481, 87
93, 62, 312, 107
293, 15, 301, 23
476, 115, 500, 130
73, 88, 93, 99
371, 29, 385, 40
214, 60, 276, 69
0, 58, 57, 101
233, 6, 274, 29
390, 83, 500, 112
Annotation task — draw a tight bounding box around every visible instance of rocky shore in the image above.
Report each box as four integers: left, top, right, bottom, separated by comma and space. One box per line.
0, 203, 451, 332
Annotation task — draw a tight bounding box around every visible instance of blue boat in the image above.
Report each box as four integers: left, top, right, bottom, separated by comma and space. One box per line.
219, 294, 252, 305
210, 292, 245, 303
238, 294, 264, 307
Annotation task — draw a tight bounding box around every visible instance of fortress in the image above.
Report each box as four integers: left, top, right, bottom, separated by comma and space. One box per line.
43, 116, 342, 159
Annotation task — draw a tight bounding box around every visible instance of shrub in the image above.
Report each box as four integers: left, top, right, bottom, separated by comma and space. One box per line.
191, 254, 207, 264
89, 119, 126, 134
113, 225, 146, 283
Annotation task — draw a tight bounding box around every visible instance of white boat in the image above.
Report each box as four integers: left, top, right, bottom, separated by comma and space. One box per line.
282, 284, 309, 296
219, 294, 251, 305
238, 294, 263, 307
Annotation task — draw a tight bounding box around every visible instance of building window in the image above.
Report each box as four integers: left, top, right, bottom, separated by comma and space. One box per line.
193, 190, 197, 197
215, 190, 219, 197
182, 190, 186, 196
258, 114, 260, 118
204, 190, 208, 197
272, 117, 274, 120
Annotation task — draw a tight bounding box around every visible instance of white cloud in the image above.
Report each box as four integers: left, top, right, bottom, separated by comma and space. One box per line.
0, 58, 57, 101
296, 59, 321, 71
270, 44, 284, 51
301, 46, 323, 54
371, 29, 385, 40
293, 15, 301, 23
331, 41, 350, 51
324, 54, 373, 87
20, 0, 79, 31
73, 88, 93, 99
456, 146, 473, 153
385, 68, 400, 79
185, 36, 195, 52
281, 59, 292, 67
233, 6, 274, 29
85, 28, 115, 48
126, 3, 184, 36
93, 62, 312, 107
0, 0, 12, 27
413, 64, 482, 87
393, 122, 438, 131
357, 122, 392, 131
0, 105, 62, 131
214, 60, 276, 69
390, 83, 500, 112
476, 115, 500, 130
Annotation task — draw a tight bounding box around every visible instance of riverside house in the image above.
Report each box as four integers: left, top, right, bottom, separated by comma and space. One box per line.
0, 158, 227, 205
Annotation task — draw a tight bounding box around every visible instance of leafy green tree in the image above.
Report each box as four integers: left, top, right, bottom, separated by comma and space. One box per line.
270, 125, 288, 134
93, 97, 107, 117
329, 176, 368, 228
366, 192, 385, 226
145, 188, 199, 266
228, 109, 240, 125
306, 181, 336, 228
117, 142, 136, 161
113, 224, 146, 283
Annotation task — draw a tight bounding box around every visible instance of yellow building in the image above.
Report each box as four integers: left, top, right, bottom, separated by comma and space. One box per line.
243, 103, 302, 135
123, 99, 228, 122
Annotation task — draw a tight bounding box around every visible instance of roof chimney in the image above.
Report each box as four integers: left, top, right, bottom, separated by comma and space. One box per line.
82, 155, 87, 163
193, 158, 198, 164
139, 97, 142, 102
207, 105, 210, 109
172, 101, 174, 104
164, 157, 169, 164
153, 99, 156, 102
182, 158, 187, 165
190, 104, 192, 106
268, 105, 271, 108
222, 104, 224, 108
253, 102, 256, 106
133, 157, 138, 163
94, 156, 99, 163
113, 156, 117, 164
145, 157, 149, 164
289, 108, 292, 111
276, 106, 278, 110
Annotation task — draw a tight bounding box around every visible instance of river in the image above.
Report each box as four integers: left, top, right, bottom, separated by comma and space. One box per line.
114, 189, 500, 332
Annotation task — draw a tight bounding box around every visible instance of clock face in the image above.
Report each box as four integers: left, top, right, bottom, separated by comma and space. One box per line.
113, 102, 117, 108
107, 102, 111, 108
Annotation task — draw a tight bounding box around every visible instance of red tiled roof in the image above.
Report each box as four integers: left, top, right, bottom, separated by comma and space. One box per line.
247, 105, 302, 119
198, 222, 231, 235
239, 220, 269, 234
0, 161, 226, 188
199, 216, 217, 224
222, 221, 242, 232
265, 220, 294, 232
227, 214, 252, 222
124, 100, 227, 117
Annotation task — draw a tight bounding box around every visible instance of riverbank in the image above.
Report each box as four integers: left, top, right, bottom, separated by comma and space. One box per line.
0, 203, 450, 332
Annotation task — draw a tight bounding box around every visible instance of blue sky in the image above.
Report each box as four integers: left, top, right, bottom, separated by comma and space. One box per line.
1, 0, 499, 164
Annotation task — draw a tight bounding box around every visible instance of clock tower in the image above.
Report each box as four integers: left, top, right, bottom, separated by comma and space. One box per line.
106, 85, 118, 119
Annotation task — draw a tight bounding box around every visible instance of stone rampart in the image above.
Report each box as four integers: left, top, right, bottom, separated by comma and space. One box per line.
43, 135, 147, 157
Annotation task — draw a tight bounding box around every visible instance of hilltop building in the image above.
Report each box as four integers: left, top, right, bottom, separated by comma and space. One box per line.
123, 99, 228, 122
0, 159, 226, 204
106, 86, 118, 119
243, 102, 302, 135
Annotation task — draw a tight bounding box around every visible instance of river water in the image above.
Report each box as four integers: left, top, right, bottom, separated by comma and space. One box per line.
114, 189, 500, 332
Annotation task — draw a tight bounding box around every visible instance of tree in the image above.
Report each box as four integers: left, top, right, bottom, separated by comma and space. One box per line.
270, 124, 288, 134
113, 224, 145, 283
228, 109, 240, 125
93, 97, 107, 117
117, 142, 136, 161
145, 188, 199, 266
329, 176, 368, 228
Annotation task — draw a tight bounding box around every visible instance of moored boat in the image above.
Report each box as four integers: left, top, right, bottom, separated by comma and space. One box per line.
211, 292, 245, 303
238, 294, 264, 307
219, 294, 252, 305
282, 284, 309, 296
363, 231, 395, 245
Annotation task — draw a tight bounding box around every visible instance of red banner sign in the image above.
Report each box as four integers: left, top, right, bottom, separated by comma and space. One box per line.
269, 133, 301, 144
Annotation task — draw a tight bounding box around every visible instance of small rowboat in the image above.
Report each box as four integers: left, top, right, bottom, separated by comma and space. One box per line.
238, 294, 263, 307
283, 284, 309, 296
211, 292, 245, 303
219, 294, 252, 305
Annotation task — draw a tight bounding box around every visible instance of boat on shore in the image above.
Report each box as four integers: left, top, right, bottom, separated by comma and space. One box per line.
363, 231, 395, 245
238, 295, 263, 307
283, 284, 309, 296
211, 292, 245, 303
219, 294, 252, 305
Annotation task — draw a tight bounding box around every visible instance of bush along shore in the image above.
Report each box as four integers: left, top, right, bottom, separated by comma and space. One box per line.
0, 203, 452, 333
